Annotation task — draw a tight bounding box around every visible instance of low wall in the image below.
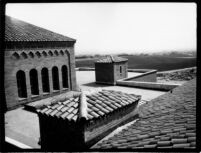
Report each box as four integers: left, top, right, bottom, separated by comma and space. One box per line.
127, 69, 156, 73
122, 70, 157, 82
117, 80, 180, 91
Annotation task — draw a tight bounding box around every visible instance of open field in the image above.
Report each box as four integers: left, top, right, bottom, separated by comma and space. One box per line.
75, 55, 196, 72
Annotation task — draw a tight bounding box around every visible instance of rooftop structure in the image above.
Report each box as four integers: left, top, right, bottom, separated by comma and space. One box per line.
4, 16, 77, 110
95, 55, 128, 85
37, 89, 140, 149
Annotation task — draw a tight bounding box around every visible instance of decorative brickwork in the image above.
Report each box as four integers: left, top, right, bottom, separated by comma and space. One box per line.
4, 16, 77, 110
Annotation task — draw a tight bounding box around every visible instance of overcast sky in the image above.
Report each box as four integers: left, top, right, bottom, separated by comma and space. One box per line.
6, 3, 196, 55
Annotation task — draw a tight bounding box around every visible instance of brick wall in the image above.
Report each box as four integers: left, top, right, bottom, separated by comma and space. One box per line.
38, 115, 85, 150
84, 101, 139, 147
95, 61, 128, 85
95, 63, 114, 85
4, 46, 77, 110
113, 62, 128, 82
127, 72, 157, 82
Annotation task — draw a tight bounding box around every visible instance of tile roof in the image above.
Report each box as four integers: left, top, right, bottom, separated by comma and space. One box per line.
95, 55, 128, 63
5, 16, 76, 42
37, 89, 141, 122
93, 79, 196, 149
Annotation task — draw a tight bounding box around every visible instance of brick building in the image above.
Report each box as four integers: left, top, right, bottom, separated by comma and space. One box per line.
4, 16, 77, 110
95, 55, 128, 85
37, 89, 140, 149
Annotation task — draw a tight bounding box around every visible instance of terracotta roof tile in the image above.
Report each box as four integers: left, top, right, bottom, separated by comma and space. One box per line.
95, 55, 128, 63
93, 79, 196, 149
37, 89, 140, 122
5, 16, 75, 42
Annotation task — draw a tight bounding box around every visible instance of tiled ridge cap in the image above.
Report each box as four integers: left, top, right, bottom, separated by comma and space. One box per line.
79, 88, 103, 119
110, 55, 114, 63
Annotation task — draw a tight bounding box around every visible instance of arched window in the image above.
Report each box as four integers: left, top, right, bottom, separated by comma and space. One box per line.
41, 68, 50, 93
30, 69, 39, 95
12, 52, 20, 59
52, 66, 60, 90
28, 52, 34, 58
62, 65, 68, 88
16, 70, 27, 98
21, 52, 28, 59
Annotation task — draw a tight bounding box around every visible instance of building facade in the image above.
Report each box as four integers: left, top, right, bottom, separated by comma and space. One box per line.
4, 16, 77, 110
95, 55, 128, 85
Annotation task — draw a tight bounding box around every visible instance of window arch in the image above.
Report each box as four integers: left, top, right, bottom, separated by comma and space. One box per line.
42, 51, 47, 57
21, 52, 28, 59
30, 69, 39, 95
28, 52, 34, 58
48, 51, 53, 56
52, 66, 60, 90
41, 68, 50, 93
65, 50, 69, 55
35, 51, 41, 58
54, 50, 59, 56
60, 50, 64, 56
12, 52, 20, 59
61, 65, 68, 88
16, 70, 27, 98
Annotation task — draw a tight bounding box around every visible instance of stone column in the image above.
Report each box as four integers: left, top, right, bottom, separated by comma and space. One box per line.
25, 69, 32, 100
48, 68, 53, 94
37, 68, 43, 97
58, 65, 63, 92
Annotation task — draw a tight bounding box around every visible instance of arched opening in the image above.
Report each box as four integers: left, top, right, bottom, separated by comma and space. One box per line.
52, 66, 60, 90
42, 51, 47, 57
48, 51, 53, 56
13, 52, 20, 59
60, 50, 64, 56
30, 69, 39, 95
16, 70, 27, 98
62, 65, 68, 88
28, 52, 34, 58
21, 52, 28, 59
36, 51, 41, 58
54, 50, 59, 56
41, 68, 50, 93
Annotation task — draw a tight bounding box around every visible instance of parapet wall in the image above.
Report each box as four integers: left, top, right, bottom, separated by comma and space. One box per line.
117, 80, 179, 91
124, 69, 157, 82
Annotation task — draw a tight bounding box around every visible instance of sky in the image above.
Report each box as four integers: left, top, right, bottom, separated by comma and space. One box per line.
6, 3, 197, 55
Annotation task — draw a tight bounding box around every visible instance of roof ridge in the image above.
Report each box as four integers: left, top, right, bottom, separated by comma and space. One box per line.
109, 55, 114, 63
79, 92, 88, 119
78, 88, 103, 120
